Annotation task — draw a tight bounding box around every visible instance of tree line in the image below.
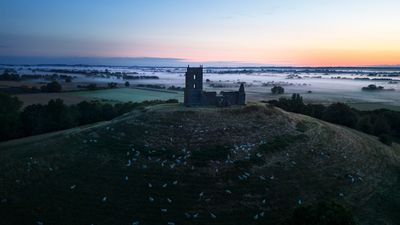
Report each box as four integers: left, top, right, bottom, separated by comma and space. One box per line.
0, 70, 74, 82
269, 94, 398, 145
0, 93, 178, 142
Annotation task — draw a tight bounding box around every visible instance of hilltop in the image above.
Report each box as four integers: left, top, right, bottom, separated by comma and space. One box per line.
0, 104, 399, 225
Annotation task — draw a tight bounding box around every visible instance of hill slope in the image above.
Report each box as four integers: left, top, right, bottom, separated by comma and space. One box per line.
1, 104, 399, 225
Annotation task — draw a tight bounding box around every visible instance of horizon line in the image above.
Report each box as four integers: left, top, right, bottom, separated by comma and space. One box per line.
0, 56, 400, 68
2, 63, 400, 69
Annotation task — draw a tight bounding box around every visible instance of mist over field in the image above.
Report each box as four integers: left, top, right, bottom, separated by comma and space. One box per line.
2, 65, 400, 110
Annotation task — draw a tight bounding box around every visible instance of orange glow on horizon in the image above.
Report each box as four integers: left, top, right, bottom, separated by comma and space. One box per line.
289, 49, 400, 67
96, 37, 400, 67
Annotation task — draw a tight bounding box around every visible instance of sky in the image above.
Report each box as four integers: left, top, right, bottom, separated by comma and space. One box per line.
1, 0, 400, 66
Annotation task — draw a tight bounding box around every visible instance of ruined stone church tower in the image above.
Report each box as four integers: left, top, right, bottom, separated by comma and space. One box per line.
184, 65, 204, 106
184, 65, 245, 107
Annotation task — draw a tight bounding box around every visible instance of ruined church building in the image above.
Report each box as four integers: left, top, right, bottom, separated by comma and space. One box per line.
184, 66, 246, 106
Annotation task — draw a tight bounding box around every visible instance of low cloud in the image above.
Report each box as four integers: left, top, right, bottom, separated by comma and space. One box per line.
0, 56, 273, 67
0, 56, 187, 66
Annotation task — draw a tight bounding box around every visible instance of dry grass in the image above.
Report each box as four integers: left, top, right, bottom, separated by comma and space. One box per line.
0, 104, 399, 225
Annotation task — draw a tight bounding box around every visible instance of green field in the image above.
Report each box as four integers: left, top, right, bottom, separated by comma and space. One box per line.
70, 88, 183, 103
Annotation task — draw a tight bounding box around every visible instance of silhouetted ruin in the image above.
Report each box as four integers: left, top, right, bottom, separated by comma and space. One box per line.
184, 66, 245, 106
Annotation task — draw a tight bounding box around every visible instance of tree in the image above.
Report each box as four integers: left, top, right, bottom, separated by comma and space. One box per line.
65, 77, 72, 83
323, 103, 358, 127
271, 85, 285, 94
86, 83, 98, 90
373, 116, 391, 135
289, 93, 305, 113
304, 104, 326, 119
291, 93, 304, 104
41, 81, 62, 92
0, 70, 20, 81
107, 82, 118, 89
0, 93, 23, 140
380, 110, 400, 134
21, 104, 47, 135
77, 101, 103, 124
45, 99, 77, 131
362, 84, 384, 91
21, 99, 77, 135
125, 81, 130, 87
101, 104, 116, 120
270, 93, 305, 113
356, 115, 373, 134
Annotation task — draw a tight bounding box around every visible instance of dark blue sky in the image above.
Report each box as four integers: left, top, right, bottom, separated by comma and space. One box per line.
1, 0, 400, 66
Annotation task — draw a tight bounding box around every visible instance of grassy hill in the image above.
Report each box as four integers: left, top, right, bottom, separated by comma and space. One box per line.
0, 103, 399, 225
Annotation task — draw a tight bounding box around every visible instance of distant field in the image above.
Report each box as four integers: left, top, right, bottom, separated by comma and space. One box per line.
69, 88, 183, 103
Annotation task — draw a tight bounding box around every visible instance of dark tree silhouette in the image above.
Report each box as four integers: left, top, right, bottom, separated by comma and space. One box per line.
271, 85, 285, 94
0, 93, 23, 140
323, 103, 358, 127
41, 81, 62, 92
268, 94, 398, 145
356, 115, 373, 134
